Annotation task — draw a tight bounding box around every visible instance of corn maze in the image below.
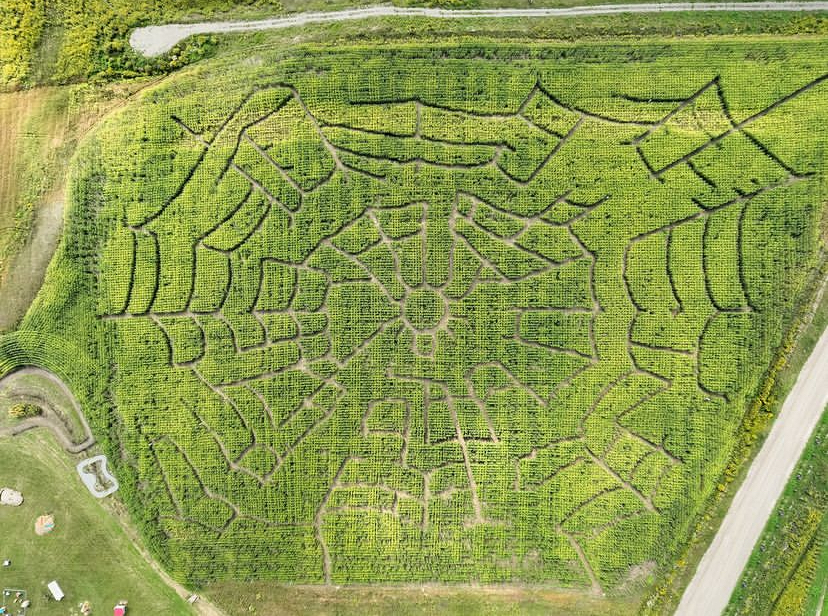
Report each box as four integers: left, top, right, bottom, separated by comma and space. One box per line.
5, 43, 827, 589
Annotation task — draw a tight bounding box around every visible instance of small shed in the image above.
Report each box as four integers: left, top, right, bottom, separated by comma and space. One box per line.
47, 580, 64, 601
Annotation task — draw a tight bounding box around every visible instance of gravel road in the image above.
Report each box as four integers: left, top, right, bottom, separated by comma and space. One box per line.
130, 3, 828, 56
677, 315, 828, 615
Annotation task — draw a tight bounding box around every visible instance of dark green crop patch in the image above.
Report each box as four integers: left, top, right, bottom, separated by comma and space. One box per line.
1, 40, 826, 593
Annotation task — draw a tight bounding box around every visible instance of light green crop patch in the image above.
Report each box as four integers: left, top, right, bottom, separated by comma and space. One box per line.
6, 41, 827, 589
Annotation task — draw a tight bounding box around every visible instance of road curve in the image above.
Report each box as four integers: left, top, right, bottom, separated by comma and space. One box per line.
676, 313, 828, 614
130, 2, 828, 56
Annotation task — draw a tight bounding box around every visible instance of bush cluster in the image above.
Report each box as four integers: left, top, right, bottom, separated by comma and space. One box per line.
8, 402, 42, 419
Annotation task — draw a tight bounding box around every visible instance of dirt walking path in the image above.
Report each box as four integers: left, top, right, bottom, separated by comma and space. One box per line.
131, 2, 828, 56
0, 196, 66, 331
0, 366, 228, 614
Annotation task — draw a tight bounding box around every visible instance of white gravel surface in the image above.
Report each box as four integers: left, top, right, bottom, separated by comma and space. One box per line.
677, 320, 828, 615
130, 3, 828, 56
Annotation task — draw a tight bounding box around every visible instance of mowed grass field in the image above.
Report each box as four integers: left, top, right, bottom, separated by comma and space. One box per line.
0, 431, 192, 614
0, 36, 825, 609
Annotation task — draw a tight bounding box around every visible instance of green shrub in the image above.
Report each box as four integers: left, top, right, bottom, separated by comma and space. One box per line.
8, 402, 42, 419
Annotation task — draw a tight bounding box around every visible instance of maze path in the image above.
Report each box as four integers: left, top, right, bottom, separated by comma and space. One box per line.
98, 70, 824, 587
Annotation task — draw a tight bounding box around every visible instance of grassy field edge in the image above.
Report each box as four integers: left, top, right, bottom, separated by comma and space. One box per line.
0, 34, 826, 616
642, 244, 828, 613
725, 404, 828, 615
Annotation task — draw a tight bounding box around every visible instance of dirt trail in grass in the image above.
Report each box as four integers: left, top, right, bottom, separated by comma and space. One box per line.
0, 89, 53, 329
130, 2, 828, 56
0, 367, 94, 451
0, 78, 170, 331
110, 506, 228, 616
0, 366, 228, 615
0, 194, 65, 330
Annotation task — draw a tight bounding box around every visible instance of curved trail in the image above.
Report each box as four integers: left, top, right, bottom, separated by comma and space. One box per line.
0, 366, 95, 453
0, 367, 227, 614
131, 2, 828, 56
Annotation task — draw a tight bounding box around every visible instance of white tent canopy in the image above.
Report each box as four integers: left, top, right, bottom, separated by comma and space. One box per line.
47, 580, 64, 601
0, 488, 23, 506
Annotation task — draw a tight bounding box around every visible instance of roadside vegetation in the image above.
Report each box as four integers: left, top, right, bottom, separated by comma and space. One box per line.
3, 0, 828, 89
0, 0, 282, 88
642, 238, 828, 614
808, 532, 828, 615
726, 406, 827, 615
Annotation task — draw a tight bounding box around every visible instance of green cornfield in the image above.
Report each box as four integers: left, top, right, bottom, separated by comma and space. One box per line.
2, 39, 826, 591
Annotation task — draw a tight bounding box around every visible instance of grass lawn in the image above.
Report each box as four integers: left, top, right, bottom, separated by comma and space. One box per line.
804, 515, 828, 615
0, 431, 192, 615
205, 581, 642, 616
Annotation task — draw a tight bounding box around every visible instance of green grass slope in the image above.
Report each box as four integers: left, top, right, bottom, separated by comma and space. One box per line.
808, 534, 828, 616
204, 581, 641, 615
0, 431, 192, 614
0, 39, 825, 593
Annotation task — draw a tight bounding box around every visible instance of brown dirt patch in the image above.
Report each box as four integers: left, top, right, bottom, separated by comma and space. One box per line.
0, 90, 48, 231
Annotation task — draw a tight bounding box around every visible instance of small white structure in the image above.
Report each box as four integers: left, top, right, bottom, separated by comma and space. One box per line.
76, 455, 119, 498
47, 580, 64, 601
0, 488, 23, 506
